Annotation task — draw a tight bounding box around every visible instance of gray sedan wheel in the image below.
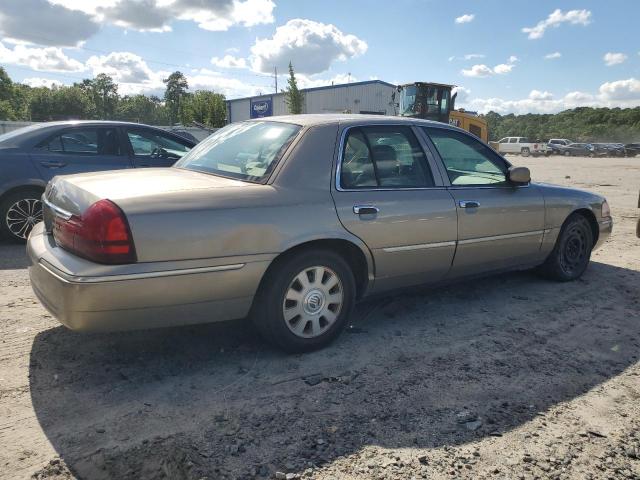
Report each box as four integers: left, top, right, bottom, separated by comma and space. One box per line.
253, 250, 355, 352
538, 213, 593, 281
0, 189, 44, 242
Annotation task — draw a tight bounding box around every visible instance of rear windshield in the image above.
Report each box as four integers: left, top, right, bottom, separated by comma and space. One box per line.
174, 121, 301, 183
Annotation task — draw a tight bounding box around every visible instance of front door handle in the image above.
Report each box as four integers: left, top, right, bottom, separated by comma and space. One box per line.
40, 161, 67, 168
353, 205, 380, 215
459, 200, 480, 208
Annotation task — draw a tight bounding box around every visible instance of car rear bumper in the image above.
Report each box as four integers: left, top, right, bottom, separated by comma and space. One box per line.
27, 224, 272, 332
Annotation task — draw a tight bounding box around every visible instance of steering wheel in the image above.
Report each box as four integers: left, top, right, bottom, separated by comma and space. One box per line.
150, 147, 163, 158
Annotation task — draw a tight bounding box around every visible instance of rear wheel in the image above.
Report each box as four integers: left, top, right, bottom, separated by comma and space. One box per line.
0, 189, 44, 243
252, 250, 356, 352
538, 213, 593, 281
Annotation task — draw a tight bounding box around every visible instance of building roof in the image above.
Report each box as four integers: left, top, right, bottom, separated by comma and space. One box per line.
226, 79, 396, 104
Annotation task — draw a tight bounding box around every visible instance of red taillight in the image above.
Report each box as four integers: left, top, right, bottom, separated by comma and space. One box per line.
53, 199, 136, 264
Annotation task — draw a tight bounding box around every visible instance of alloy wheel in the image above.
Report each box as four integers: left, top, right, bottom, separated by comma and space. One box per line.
282, 265, 344, 339
6, 198, 43, 240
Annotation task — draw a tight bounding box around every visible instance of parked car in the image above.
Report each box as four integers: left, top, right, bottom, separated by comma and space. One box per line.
596, 143, 626, 157
0, 121, 196, 241
28, 115, 613, 352
624, 143, 640, 157
547, 138, 572, 151
493, 137, 549, 156
553, 142, 596, 157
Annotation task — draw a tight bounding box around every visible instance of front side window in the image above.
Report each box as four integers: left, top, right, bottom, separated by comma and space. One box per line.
340, 126, 434, 189
175, 121, 300, 183
508, 138, 518, 143
423, 127, 508, 186
127, 128, 192, 160
39, 128, 121, 155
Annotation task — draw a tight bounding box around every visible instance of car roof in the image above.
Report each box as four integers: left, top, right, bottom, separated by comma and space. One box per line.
246, 113, 457, 129
0, 120, 194, 149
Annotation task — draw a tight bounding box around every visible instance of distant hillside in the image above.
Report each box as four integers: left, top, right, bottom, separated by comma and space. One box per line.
484, 107, 640, 143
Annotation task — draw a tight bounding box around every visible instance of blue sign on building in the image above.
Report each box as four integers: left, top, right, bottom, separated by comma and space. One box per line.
250, 98, 273, 118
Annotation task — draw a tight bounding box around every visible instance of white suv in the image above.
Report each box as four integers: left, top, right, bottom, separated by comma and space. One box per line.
494, 137, 549, 157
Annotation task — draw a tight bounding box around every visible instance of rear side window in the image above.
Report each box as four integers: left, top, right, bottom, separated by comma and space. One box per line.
423, 127, 508, 186
38, 128, 122, 155
340, 126, 434, 189
126, 128, 192, 160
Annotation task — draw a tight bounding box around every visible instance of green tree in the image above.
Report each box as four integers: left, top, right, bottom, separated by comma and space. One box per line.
116, 94, 167, 124
90, 74, 118, 119
0, 67, 16, 120
284, 62, 304, 114
163, 71, 188, 125
49, 85, 96, 120
180, 90, 227, 127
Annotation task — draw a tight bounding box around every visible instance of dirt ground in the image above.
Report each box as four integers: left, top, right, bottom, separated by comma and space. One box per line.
1, 155, 639, 480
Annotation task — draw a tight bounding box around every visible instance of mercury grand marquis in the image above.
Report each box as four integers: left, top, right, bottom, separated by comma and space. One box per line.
27, 115, 613, 352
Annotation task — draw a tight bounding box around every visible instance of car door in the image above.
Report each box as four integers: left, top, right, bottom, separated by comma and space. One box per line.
124, 127, 193, 167
421, 126, 545, 277
331, 124, 458, 293
30, 126, 132, 181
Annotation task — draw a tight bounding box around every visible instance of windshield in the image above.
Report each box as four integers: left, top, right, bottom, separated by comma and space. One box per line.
398, 85, 451, 119
175, 121, 301, 182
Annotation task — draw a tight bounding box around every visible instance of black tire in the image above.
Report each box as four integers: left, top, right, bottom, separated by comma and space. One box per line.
538, 213, 593, 281
252, 249, 356, 353
564, 150, 571, 157
521, 147, 530, 157
0, 188, 44, 243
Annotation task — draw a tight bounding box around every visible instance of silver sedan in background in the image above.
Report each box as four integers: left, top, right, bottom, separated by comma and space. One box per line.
28, 115, 612, 352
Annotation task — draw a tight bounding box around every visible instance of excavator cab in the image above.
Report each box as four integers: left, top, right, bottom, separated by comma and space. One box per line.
396, 82, 456, 123
395, 81, 488, 142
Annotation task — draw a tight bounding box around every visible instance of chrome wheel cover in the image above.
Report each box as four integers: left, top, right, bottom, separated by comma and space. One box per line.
282, 265, 343, 339
6, 198, 43, 239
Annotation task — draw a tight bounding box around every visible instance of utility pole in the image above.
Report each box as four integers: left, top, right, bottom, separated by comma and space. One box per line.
274, 66, 278, 93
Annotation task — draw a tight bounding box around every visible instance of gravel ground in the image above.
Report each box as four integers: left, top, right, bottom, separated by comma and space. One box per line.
0, 155, 639, 480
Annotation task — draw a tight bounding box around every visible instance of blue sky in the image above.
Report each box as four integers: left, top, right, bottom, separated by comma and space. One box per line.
1, 0, 639, 114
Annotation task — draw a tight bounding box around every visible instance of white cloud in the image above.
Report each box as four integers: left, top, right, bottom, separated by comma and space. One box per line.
461, 64, 494, 78
21, 77, 64, 88
462, 56, 517, 77
0, 0, 99, 46
186, 72, 257, 98
455, 14, 475, 24
211, 55, 247, 69
493, 63, 514, 75
545, 52, 562, 60
250, 19, 368, 75
522, 9, 591, 39
464, 53, 485, 60
13, 0, 274, 46
0, 41, 85, 71
603, 52, 627, 66
598, 78, 640, 100
86, 51, 157, 84
460, 78, 640, 114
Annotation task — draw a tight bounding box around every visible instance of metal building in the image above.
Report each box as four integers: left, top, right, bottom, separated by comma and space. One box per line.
226, 80, 396, 123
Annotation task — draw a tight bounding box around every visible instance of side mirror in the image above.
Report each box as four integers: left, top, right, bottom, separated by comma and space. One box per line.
508, 166, 531, 184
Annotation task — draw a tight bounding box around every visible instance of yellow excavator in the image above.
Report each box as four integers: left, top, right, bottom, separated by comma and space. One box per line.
394, 82, 488, 142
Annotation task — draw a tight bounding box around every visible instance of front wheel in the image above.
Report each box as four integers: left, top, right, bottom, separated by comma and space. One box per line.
252, 250, 356, 352
0, 189, 44, 242
538, 213, 593, 281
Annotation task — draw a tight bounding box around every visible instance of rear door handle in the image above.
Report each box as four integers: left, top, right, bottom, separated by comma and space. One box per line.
459, 200, 480, 208
353, 205, 379, 215
40, 161, 67, 168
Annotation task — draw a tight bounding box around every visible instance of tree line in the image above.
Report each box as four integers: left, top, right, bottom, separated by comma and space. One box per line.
484, 107, 640, 143
0, 68, 227, 128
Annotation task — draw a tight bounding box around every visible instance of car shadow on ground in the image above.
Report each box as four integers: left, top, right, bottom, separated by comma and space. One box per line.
28, 261, 640, 479
0, 239, 30, 269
